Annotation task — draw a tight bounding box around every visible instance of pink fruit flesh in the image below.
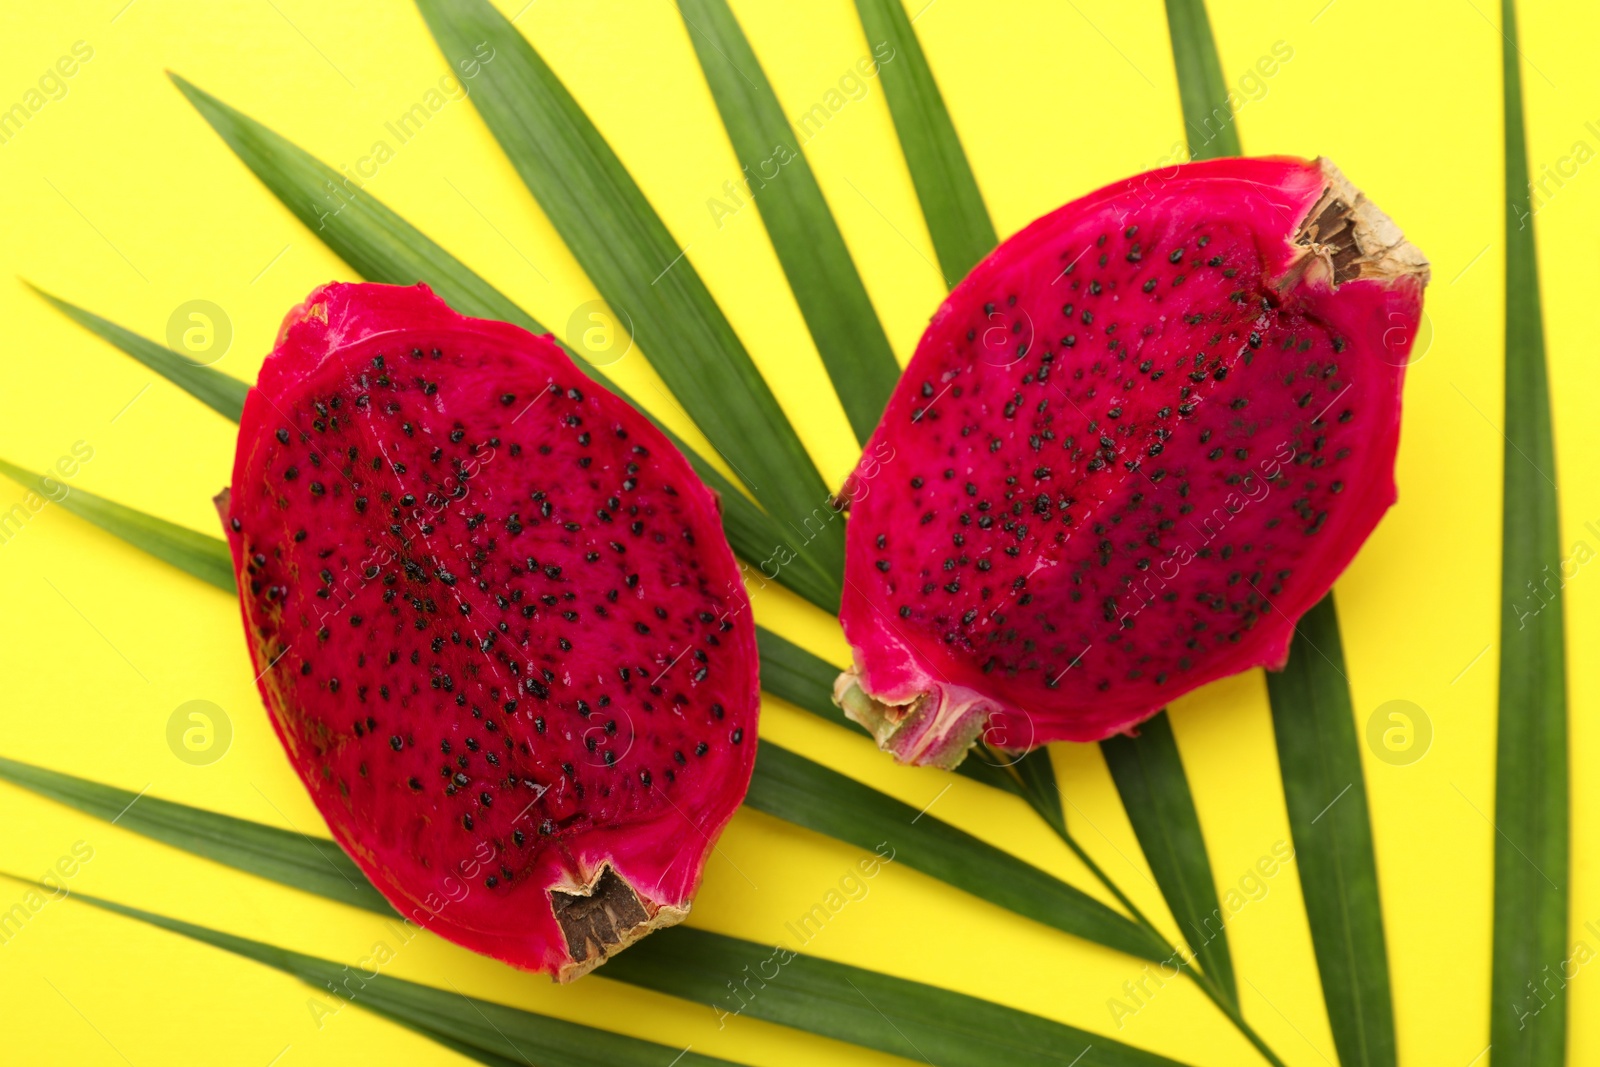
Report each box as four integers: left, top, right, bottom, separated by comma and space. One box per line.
837, 157, 1428, 767
221, 282, 758, 979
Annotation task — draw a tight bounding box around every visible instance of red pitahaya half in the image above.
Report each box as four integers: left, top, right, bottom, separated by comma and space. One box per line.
219, 282, 758, 980
835, 156, 1429, 768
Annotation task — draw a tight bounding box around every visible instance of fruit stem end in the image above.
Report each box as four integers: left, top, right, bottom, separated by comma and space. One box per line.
833, 671, 988, 770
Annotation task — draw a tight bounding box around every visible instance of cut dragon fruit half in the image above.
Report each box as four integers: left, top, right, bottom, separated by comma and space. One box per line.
220, 282, 759, 979
836, 157, 1429, 767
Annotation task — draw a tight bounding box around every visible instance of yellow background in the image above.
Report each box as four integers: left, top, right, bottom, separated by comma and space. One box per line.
1, 1, 1596, 1064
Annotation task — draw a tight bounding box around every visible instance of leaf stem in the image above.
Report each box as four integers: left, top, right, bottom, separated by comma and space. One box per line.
1008, 769, 1288, 1067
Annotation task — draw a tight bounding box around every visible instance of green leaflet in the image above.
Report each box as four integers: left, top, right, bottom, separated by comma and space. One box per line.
676, 0, 900, 443
1102, 714, 1237, 1008
413, 0, 844, 587
748, 745, 1162, 962
26, 284, 247, 422
1264, 598, 1396, 1066
17, 485, 1162, 964
1160, 0, 1240, 160
0, 754, 381, 914
1010, 747, 1069, 839
753, 626, 852, 731
610, 928, 1188, 1067
173, 72, 532, 330
0, 877, 744, 1067
1490, 2, 1569, 1062
0, 459, 235, 592
0, 760, 1191, 1067
168, 76, 840, 613
799, 8, 1253, 1009
851, 0, 996, 285
1, 467, 227, 598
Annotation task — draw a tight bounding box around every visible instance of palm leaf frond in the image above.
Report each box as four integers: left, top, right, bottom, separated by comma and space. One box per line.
26, 284, 246, 421
677, 0, 901, 442
0, 874, 747, 1067
1102, 714, 1237, 1008
1161, 0, 1240, 160
1490, 1, 1569, 1062
1264, 598, 1397, 1067
850, 0, 995, 285
0, 459, 234, 591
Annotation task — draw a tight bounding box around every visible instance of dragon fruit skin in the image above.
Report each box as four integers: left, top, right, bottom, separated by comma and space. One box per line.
220, 282, 758, 980
836, 157, 1429, 767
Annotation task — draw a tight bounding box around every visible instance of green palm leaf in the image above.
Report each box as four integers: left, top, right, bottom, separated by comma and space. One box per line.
165, 77, 840, 613
677, 0, 901, 442
0, 754, 381, 913
1264, 598, 1396, 1067
414, 0, 844, 585
1102, 714, 1237, 1008
25, 284, 247, 421
0, 760, 1191, 1067
0, 459, 235, 591
749, 745, 1161, 960
1161, 0, 1240, 160
1010, 749, 1068, 838
613, 928, 1188, 1067
850, 0, 995, 285
0, 876, 746, 1067
1490, 1, 1569, 1062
